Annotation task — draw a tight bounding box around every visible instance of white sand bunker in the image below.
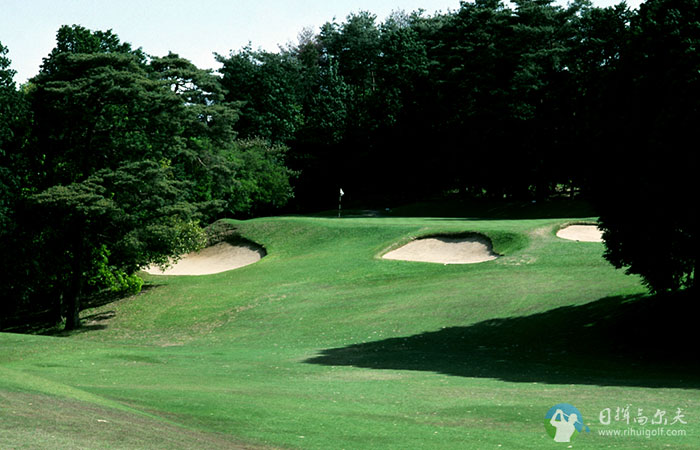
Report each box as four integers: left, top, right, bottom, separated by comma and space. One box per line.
144, 242, 264, 276
556, 225, 603, 242
382, 235, 498, 264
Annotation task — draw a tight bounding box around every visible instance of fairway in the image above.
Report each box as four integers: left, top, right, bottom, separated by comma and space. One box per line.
1, 215, 697, 449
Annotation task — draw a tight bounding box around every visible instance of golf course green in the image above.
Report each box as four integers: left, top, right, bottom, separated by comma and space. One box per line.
1, 214, 697, 448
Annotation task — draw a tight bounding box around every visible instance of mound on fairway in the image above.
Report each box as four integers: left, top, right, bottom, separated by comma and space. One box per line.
556, 224, 603, 242
382, 235, 498, 264
144, 241, 265, 275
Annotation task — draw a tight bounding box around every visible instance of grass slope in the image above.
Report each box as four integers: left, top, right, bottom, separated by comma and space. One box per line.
1, 215, 697, 449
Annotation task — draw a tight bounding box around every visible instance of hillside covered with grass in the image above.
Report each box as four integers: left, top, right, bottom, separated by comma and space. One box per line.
2, 215, 696, 448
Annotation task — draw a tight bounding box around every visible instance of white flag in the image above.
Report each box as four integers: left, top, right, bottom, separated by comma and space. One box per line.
340, 188, 344, 196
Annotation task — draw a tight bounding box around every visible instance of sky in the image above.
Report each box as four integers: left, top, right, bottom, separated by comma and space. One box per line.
2, 0, 643, 84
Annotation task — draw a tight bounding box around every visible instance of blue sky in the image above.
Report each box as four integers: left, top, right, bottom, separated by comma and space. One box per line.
2, 0, 642, 83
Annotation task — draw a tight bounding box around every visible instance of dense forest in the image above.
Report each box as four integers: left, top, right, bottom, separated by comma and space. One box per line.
1, 0, 696, 330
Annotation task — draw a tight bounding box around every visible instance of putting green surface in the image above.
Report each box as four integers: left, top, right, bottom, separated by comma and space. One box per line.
2, 216, 697, 449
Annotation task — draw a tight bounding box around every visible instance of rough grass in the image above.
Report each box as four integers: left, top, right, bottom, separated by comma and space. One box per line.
1, 214, 698, 449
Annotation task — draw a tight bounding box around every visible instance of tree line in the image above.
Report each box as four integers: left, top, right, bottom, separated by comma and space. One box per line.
1, 0, 696, 329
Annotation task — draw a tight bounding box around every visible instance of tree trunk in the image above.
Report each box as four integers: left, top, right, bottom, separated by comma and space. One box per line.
53, 291, 64, 325
63, 231, 84, 331
63, 283, 81, 330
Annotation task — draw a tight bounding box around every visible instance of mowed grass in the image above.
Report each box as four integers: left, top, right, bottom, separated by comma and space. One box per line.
2, 215, 698, 449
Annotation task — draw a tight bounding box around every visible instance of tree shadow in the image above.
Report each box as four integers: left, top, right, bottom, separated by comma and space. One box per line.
80, 283, 162, 310
50, 284, 165, 336
1, 283, 164, 335
50, 321, 110, 336
305, 291, 700, 388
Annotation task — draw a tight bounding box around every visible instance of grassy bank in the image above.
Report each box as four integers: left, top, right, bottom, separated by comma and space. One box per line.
2, 215, 696, 448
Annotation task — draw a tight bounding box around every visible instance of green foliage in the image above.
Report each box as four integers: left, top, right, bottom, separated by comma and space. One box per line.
593, 0, 699, 293
0, 41, 17, 228
23, 160, 207, 328
39, 25, 146, 76
376, 11, 430, 127
320, 11, 381, 96
1, 42, 35, 324
87, 245, 143, 295
299, 59, 349, 146
0, 41, 30, 230
216, 47, 302, 142
218, 2, 615, 205
30, 52, 180, 185
222, 138, 296, 215
0, 41, 14, 88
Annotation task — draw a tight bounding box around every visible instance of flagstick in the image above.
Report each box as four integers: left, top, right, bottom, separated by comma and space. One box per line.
338, 188, 344, 218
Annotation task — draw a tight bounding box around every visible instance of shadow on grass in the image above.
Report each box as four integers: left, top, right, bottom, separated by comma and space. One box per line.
81, 283, 162, 310
47, 310, 116, 336
306, 291, 699, 388
50, 322, 110, 336
48, 284, 164, 337
1, 283, 164, 336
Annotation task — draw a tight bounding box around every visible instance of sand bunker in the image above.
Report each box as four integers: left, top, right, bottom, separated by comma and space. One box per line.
144, 242, 264, 276
556, 225, 603, 242
382, 235, 498, 264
